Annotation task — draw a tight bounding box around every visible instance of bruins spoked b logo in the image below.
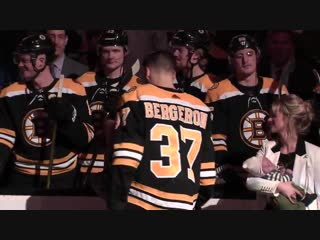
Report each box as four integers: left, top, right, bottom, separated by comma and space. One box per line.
240, 109, 268, 149
22, 108, 54, 147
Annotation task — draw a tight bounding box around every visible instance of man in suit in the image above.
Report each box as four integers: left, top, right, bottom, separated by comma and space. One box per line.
47, 30, 88, 79
259, 31, 318, 101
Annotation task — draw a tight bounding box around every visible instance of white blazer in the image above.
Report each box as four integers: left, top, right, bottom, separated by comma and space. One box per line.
242, 139, 320, 210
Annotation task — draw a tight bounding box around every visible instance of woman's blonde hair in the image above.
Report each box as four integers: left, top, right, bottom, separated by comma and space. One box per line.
272, 94, 314, 136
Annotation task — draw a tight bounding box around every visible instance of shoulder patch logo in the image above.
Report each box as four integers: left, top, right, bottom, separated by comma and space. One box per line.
48, 93, 57, 100
209, 82, 219, 90
126, 86, 137, 93
136, 77, 145, 85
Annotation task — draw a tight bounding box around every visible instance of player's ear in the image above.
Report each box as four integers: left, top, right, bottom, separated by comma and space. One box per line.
145, 67, 152, 81
190, 49, 202, 65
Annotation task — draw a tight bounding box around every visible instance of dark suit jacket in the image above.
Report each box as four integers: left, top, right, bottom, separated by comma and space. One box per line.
61, 56, 88, 80
259, 57, 317, 100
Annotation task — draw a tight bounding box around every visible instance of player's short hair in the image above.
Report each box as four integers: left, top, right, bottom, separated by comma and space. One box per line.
143, 50, 176, 73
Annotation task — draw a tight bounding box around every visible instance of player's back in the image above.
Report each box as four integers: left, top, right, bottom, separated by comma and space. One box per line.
116, 83, 214, 210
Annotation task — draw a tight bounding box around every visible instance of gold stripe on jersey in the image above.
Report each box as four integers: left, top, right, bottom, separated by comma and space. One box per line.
78, 153, 105, 173
76, 71, 96, 86
214, 145, 227, 151
212, 133, 227, 151
190, 74, 216, 92
200, 160, 216, 187
15, 159, 77, 176
205, 78, 239, 103
212, 134, 227, 141
78, 153, 105, 161
261, 77, 288, 94
0, 130, 15, 147
114, 142, 144, 153
0, 139, 13, 149
83, 123, 94, 143
15, 152, 77, 165
123, 75, 143, 92
80, 166, 104, 173
129, 184, 197, 210
49, 78, 86, 96
1, 78, 87, 98
120, 84, 208, 109
206, 77, 288, 104
200, 178, 216, 186
201, 162, 215, 170
113, 158, 140, 168
0, 82, 27, 98
131, 181, 198, 203
0, 128, 16, 137
128, 195, 165, 210
77, 72, 142, 89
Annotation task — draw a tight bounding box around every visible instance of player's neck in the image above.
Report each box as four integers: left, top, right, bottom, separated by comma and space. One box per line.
104, 67, 123, 79
152, 76, 175, 89
237, 72, 258, 87
183, 65, 205, 79
33, 66, 55, 90
191, 65, 205, 78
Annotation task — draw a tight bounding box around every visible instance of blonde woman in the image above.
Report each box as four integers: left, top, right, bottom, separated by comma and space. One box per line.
243, 94, 320, 210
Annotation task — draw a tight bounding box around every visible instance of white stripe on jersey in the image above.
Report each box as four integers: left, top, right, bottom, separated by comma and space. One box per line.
15, 154, 77, 170
113, 150, 143, 161
217, 87, 283, 101
49, 87, 79, 95
140, 95, 210, 112
200, 170, 216, 178
0, 133, 15, 144
129, 188, 196, 210
219, 90, 244, 100
190, 81, 209, 93
5, 90, 26, 98
212, 140, 226, 146
79, 160, 104, 167
81, 81, 98, 87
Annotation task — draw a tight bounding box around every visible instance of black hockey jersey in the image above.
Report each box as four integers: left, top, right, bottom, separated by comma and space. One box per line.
109, 84, 216, 210
76, 71, 143, 173
174, 73, 216, 101
0, 78, 94, 177
205, 76, 288, 167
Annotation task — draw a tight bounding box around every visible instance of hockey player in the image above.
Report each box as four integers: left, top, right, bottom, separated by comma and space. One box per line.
0, 33, 94, 195
76, 30, 143, 193
108, 50, 216, 210
169, 29, 216, 101
205, 34, 288, 199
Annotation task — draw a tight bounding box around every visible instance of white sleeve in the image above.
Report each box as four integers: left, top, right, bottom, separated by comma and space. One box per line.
246, 177, 280, 196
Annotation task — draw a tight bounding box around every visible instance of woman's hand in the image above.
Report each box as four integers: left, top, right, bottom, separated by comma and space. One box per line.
276, 182, 304, 203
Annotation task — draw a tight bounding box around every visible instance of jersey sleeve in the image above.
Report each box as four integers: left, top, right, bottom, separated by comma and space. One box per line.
195, 114, 216, 209
56, 85, 94, 149
205, 89, 228, 171
0, 97, 16, 179
108, 90, 146, 210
